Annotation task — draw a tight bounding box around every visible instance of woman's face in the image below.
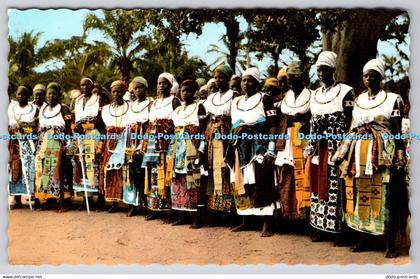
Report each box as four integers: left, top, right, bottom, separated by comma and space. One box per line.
278, 76, 289, 94
46, 88, 60, 107
133, 83, 147, 100
214, 71, 228, 91
16, 87, 30, 105
110, 85, 125, 104
180, 85, 195, 104
157, 77, 171, 97
34, 90, 45, 104
241, 75, 258, 95
287, 74, 303, 90
363, 70, 382, 89
208, 82, 218, 94
317, 65, 335, 84
80, 79, 93, 95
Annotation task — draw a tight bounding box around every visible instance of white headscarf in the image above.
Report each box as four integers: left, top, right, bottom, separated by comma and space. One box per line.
363, 58, 385, 78
170, 81, 179, 95
316, 51, 337, 68
242, 67, 260, 83
207, 78, 216, 87
158, 72, 178, 94
158, 73, 175, 85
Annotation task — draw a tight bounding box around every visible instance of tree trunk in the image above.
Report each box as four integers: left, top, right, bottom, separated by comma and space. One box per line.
271, 51, 280, 77
224, 16, 240, 74
322, 9, 403, 94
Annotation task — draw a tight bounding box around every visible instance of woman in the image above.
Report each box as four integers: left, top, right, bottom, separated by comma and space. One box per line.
275, 63, 312, 225
167, 80, 207, 228
203, 64, 238, 222
35, 82, 73, 211
8, 85, 38, 209
141, 73, 181, 220
207, 78, 218, 95
32, 83, 46, 109
306, 51, 354, 240
226, 67, 278, 237
72, 77, 106, 210
99, 80, 131, 213
125, 76, 152, 216
333, 58, 406, 258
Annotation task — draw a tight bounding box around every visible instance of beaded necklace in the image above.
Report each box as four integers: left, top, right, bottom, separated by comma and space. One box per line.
314, 83, 341, 105
42, 104, 62, 119
12, 103, 34, 118
153, 96, 172, 110
176, 103, 198, 119
235, 93, 262, 112
108, 101, 129, 127
211, 91, 233, 107
131, 98, 150, 114
283, 89, 310, 109
356, 90, 388, 110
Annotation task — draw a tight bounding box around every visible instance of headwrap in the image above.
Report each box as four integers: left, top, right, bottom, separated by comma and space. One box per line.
158, 73, 175, 85
231, 74, 241, 81
316, 51, 337, 68
200, 85, 208, 92
170, 81, 179, 95
363, 58, 385, 78
277, 66, 288, 79
110, 80, 126, 91
131, 76, 149, 88
70, 89, 81, 99
264, 77, 279, 89
286, 62, 303, 76
207, 78, 216, 87
47, 82, 61, 93
242, 67, 260, 83
181, 79, 199, 93
196, 78, 206, 88
33, 83, 46, 93
214, 64, 233, 79
81, 77, 94, 85
18, 85, 32, 96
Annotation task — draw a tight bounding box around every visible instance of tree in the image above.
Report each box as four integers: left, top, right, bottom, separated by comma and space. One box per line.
8, 31, 45, 85
320, 9, 406, 93
83, 9, 155, 84
246, 9, 319, 76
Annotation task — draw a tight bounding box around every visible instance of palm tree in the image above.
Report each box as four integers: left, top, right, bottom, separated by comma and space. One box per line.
83, 9, 152, 84
206, 36, 248, 74
8, 31, 43, 84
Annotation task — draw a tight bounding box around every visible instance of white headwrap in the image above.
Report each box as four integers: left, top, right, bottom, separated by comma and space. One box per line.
170, 81, 179, 95
363, 58, 385, 78
207, 78, 216, 87
158, 73, 175, 85
200, 85, 208, 91
242, 67, 260, 83
316, 51, 337, 68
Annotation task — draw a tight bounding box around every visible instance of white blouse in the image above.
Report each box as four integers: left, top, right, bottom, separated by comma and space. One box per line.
8, 102, 38, 128
310, 83, 353, 116
102, 102, 131, 127
173, 102, 200, 127
280, 88, 311, 116
350, 90, 401, 130
149, 95, 174, 122
203, 89, 235, 116
231, 93, 265, 128
128, 97, 152, 124
39, 103, 65, 128
74, 94, 100, 123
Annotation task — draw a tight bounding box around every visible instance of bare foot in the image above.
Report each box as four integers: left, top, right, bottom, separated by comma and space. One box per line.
231, 223, 247, 232
385, 250, 399, 258
172, 218, 187, 226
